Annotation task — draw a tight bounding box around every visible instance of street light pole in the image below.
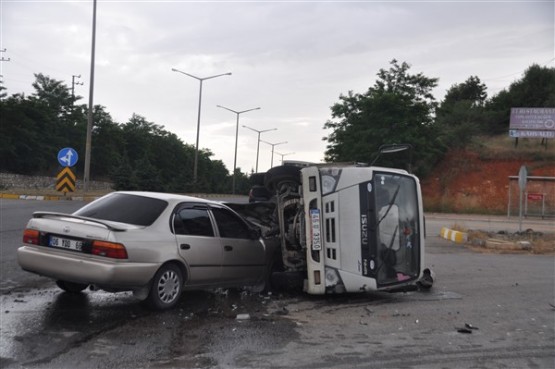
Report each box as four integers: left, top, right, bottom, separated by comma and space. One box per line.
260, 140, 287, 168
171, 68, 231, 184
242, 125, 277, 173
275, 152, 295, 164
217, 105, 260, 194
84, 0, 97, 192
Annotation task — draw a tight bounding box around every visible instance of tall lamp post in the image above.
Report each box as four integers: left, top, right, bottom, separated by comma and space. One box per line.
171, 68, 231, 183
217, 105, 260, 194
242, 125, 277, 172
261, 140, 288, 168
84, 0, 97, 192
275, 152, 295, 165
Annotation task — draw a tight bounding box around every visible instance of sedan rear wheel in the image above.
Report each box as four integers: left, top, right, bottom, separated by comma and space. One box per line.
147, 264, 183, 310
56, 280, 89, 293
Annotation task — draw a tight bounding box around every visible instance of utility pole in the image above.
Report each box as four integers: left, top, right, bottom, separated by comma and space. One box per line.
0, 49, 9, 99
71, 74, 83, 103
0, 49, 10, 62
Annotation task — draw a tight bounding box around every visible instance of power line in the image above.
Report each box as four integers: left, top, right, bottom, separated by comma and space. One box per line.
483, 58, 555, 82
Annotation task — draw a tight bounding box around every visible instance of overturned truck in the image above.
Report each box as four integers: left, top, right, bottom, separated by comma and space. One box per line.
230, 159, 434, 295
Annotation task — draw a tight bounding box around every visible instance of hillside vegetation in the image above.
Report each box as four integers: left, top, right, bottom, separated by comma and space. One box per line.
421, 136, 555, 214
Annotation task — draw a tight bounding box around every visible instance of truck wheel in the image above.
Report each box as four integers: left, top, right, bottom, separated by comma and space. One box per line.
250, 172, 266, 186
417, 268, 434, 290
146, 263, 183, 310
265, 166, 301, 193
56, 280, 88, 293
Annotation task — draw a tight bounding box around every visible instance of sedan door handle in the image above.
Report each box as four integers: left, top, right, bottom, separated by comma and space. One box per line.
180, 244, 191, 250
224, 245, 233, 251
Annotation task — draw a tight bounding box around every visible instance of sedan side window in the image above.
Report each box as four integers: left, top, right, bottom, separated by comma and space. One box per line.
211, 208, 251, 239
174, 208, 214, 237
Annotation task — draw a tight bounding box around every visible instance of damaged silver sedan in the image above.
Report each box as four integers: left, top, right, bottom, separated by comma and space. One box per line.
18, 192, 279, 310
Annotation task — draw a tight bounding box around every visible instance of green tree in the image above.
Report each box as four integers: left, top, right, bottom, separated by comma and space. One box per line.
111, 155, 138, 191
436, 76, 489, 147
135, 157, 163, 191
486, 64, 555, 134
323, 59, 441, 176
0, 94, 46, 173
1, 73, 237, 193
89, 106, 123, 179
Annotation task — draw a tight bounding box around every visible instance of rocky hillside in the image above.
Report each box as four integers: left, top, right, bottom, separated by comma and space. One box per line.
421, 136, 555, 215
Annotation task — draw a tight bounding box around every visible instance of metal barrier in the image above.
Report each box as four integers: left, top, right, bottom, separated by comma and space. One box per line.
507, 176, 555, 219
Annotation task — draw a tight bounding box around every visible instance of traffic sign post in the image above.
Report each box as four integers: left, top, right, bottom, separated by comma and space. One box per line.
57, 147, 78, 168
56, 148, 78, 194
518, 165, 527, 232
56, 167, 76, 193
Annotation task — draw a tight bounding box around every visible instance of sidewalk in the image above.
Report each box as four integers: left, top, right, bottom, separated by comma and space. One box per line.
426, 212, 555, 245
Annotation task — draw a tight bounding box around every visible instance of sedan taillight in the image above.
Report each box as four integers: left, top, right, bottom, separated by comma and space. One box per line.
23, 229, 40, 245
91, 240, 128, 259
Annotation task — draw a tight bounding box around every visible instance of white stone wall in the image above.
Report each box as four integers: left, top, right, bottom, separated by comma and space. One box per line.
0, 172, 113, 191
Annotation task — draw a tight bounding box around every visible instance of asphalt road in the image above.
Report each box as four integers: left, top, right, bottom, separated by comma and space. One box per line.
1, 199, 554, 369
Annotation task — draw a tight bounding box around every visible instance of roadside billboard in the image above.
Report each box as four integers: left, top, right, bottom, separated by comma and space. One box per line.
509, 108, 555, 138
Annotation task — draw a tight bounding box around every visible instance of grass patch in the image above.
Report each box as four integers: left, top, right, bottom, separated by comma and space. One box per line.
469, 135, 555, 161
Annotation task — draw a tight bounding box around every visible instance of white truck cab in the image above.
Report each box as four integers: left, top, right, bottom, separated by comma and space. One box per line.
299, 165, 429, 294
232, 155, 434, 295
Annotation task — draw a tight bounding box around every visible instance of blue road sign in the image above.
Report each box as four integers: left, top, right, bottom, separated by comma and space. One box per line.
57, 147, 79, 167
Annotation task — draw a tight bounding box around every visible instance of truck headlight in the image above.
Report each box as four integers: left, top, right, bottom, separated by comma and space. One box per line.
325, 267, 340, 286
325, 267, 346, 293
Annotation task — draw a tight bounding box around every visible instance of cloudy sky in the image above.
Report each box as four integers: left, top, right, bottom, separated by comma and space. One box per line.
1, 0, 553, 175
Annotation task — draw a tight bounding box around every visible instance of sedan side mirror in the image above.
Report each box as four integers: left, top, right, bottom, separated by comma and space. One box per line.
250, 228, 261, 240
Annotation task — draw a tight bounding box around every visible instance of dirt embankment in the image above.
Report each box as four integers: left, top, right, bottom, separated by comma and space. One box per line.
421, 143, 555, 214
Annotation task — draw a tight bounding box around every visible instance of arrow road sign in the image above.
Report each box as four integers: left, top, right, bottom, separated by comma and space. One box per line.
57, 147, 79, 167
56, 167, 76, 193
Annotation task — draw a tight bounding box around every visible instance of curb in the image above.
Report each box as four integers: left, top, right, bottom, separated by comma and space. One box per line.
1, 193, 248, 202
440, 226, 468, 243
1, 193, 100, 202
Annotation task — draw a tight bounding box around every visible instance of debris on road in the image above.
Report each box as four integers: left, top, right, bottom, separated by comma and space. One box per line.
457, 327, 473, 334
465, 322, 479, 330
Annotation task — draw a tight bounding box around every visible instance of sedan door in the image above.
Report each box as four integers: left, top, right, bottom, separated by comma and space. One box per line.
210, 206, 266, 284
173, 205, 222, 286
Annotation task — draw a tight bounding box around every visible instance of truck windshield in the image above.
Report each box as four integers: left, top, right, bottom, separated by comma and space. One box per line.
374, 172, 420, 286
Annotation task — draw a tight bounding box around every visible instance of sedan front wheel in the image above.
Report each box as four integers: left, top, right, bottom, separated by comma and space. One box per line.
146, 263, 183, 310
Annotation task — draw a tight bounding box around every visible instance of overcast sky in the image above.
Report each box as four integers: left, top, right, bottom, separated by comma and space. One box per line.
1, 0, 553, 175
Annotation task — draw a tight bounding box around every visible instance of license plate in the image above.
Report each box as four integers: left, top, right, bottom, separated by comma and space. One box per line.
310, 209, 322, 250
49, 236, 83, 251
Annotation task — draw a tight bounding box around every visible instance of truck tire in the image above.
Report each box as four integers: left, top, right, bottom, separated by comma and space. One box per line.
250, 172, 266, 186
264, 166, 301, 193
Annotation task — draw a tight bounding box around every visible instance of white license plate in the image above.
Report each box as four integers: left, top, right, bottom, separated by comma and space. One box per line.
310, 209, 322, 250
49, 236, 83, 251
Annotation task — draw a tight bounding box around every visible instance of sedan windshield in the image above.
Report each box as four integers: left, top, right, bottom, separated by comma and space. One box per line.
74, 193, 168, 226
